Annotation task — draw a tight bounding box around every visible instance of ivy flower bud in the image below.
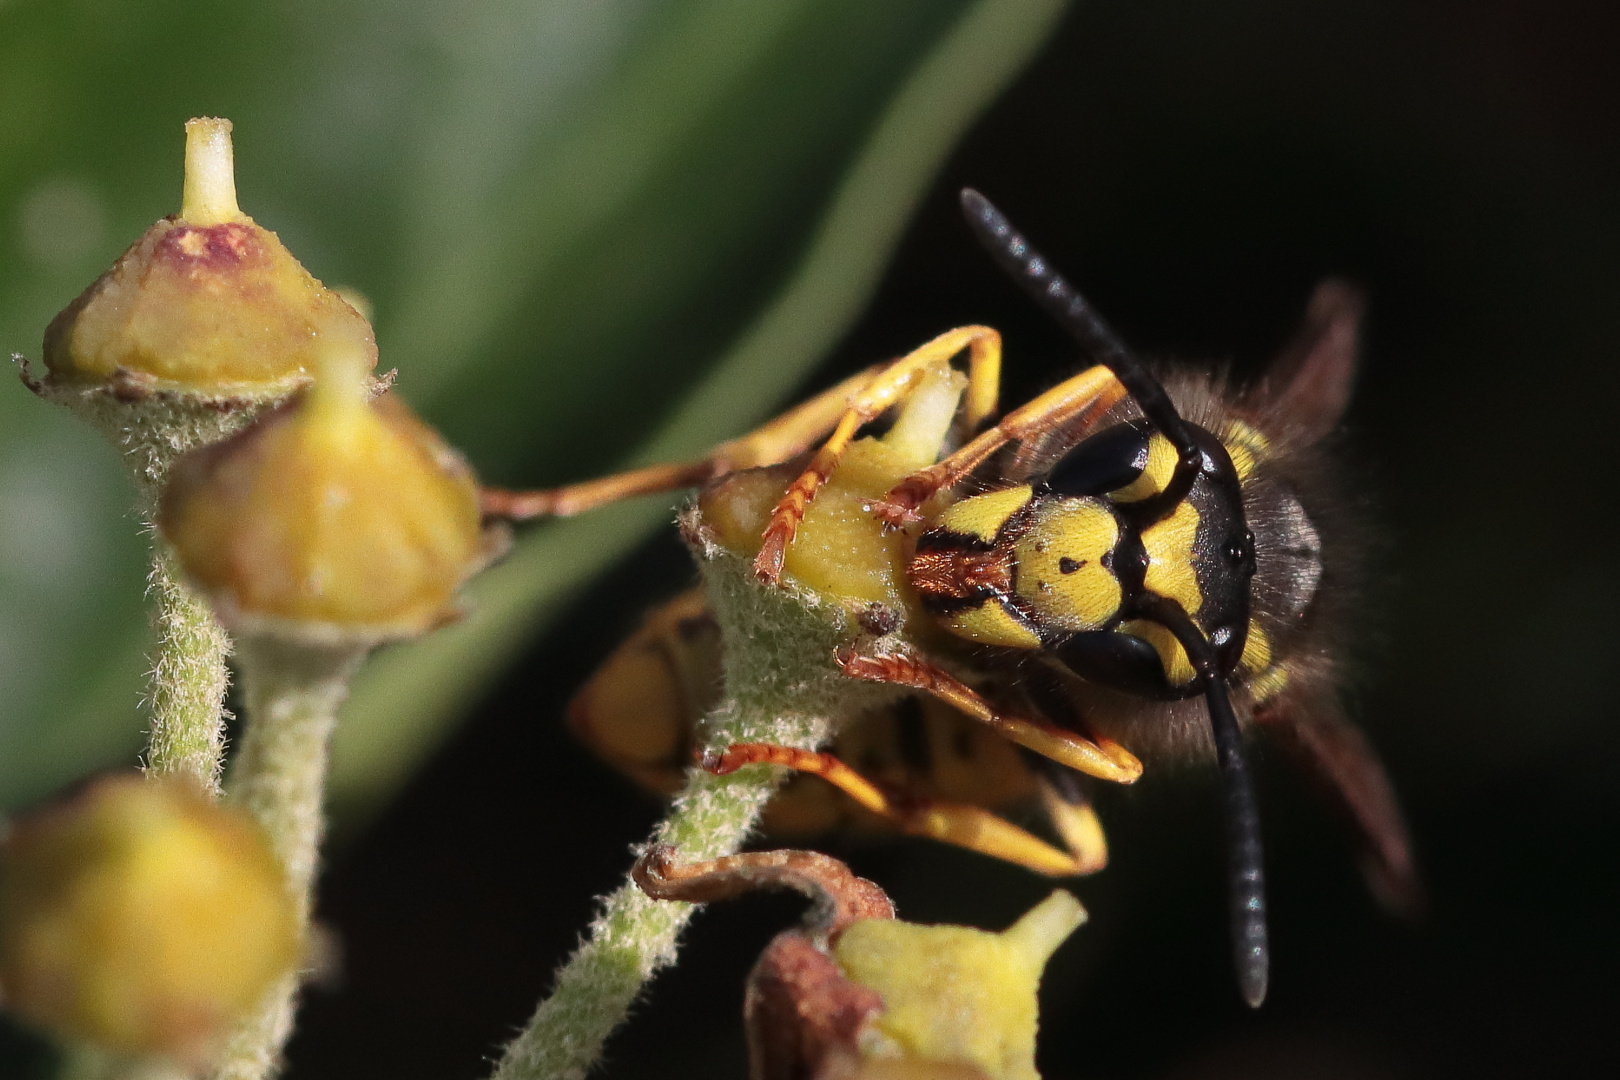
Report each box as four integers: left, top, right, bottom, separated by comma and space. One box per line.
157, 336, 496, 646
0, 774, 300, 1065
633, 847, 1083, 1080
38, 117, 372, 403
832, 890, 1085, 1080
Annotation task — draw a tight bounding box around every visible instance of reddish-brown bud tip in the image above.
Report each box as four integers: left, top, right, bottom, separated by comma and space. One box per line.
40, 117, 374, 401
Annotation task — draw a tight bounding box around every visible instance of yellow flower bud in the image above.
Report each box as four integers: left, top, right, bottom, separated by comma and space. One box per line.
633, 848, 1082, 1080
0, 774, 301, 1065
698, 360, 964, 608
832, 891, 1086, 1080
39, 118, 373, 401
157, 336, 496, 645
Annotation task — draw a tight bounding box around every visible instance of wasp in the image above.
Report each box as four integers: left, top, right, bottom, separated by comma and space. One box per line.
485, 190, 1416, 1007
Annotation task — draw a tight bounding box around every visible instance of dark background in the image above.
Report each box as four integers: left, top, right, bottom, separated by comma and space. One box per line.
218, 2, 1620, 1078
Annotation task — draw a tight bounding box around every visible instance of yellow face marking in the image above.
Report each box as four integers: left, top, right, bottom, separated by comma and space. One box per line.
1109, 431, 1177, 502
1246, 663, 1290, 706
1222, 419, 1270, 482
1117, 618, 1196, 687
940, 599, 1043, 649
936, 485, 1034, 543
1141, 500, 1202, 618
1012, 498, 1121, 632
1239, 620, 1271, 673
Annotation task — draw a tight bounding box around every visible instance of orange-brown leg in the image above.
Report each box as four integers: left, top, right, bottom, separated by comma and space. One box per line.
752, 326, 1002, 584
481, 367, 878, 520
832, 647, 1143, 784
874, 363, 1128, 528
703, 744, 1094, 877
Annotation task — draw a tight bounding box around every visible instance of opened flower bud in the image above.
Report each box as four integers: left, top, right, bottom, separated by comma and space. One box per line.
0, 774, 300, 1065
633, 846, 1083, 1080
157, 335, 493, 645
38, 117, 372, 402
832, 890, 1084, 1080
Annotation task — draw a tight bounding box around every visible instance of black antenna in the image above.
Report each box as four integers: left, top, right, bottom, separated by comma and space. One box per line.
1137, 595, 1271, 1008
958, 188, 1203, 509
1204, 673, 1270, 1007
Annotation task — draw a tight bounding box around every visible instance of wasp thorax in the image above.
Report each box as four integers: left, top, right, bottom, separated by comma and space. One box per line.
0, 775, 300, 1066
40, 117, 374, 402
157, 335, 493, 646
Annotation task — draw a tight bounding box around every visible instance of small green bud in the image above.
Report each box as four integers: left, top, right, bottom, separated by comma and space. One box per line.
832, 891, 1085, 1080
698, 360, 963, 608
157, 336, 498, 646
633, 847, 1080, 1080
0, 774, 301, 1065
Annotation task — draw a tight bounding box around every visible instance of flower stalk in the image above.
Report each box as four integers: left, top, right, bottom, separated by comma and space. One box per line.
489, 536, 906, 1080
143, 547, 232, 795
152, 319, 491, 1079
208, 640, 365, 1080
488, 749, 781, 1080
24, 116, 380, 794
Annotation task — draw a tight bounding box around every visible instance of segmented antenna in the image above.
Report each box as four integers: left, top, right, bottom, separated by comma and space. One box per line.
958, 189, 1200, 471
1134, 594, 1271, 1007
1203, 674, 1270, 1007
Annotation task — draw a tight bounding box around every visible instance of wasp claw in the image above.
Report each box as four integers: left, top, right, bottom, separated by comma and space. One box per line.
871, 499, 922, 531
833, 646, 886, 680
751, 538, 787, 585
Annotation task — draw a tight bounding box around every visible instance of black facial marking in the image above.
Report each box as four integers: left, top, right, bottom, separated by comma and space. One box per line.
1058, 556, 1083, 574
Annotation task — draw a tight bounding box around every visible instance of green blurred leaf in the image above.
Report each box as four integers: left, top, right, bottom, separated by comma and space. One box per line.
330, 0, 1070, 823
0, 0, 1067, 813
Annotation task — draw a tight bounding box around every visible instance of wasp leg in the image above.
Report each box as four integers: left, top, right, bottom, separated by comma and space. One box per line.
703, 744, 1094, 877
482, 366, 879, 520
753, 326, 1002, 584
1017, 752, 1108, 875
833, 647, 1143, 785
1037, 783, 1108, 875
875, 364, 1128, 528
